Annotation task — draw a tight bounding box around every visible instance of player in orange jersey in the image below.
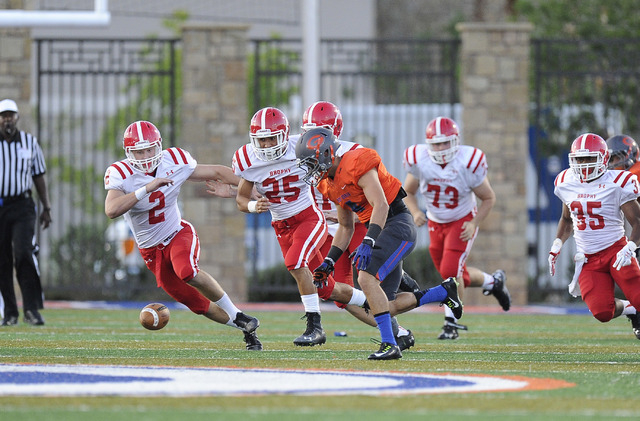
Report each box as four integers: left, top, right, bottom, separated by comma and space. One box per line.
296, 127, 463, 360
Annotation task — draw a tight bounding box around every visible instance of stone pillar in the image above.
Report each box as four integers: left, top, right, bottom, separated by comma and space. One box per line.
0, 0, 31, 303
0, 0, 32, 129
456, 22, 533, 306
181, 24, 250, 302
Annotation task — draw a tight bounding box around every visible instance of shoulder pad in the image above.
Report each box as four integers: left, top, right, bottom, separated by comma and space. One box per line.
108, 160, 134, 180
166, 147, 190, 165
554, 169, 572, 186
612, 170, 638, 189
464, 147, 486, 173
233, 144, 254, 172
403, 144, 420, 166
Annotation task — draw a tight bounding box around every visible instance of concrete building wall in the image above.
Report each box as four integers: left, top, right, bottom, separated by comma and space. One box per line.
30, 0, 376, 40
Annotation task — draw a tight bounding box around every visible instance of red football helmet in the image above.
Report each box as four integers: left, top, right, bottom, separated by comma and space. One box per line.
302, 101, 343, 138
123, 121, 163, 172
569, 133, 609, 182
249, 107, 290, 161
425, 116, 460, 164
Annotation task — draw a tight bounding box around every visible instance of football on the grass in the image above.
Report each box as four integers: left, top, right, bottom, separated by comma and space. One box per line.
139, 303, 170, 330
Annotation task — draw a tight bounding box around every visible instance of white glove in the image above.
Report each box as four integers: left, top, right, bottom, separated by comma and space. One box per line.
614, 241, 637, 270
548, 238, 563, 276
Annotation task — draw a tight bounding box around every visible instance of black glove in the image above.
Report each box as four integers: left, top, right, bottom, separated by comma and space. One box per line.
313, 258, 335, 289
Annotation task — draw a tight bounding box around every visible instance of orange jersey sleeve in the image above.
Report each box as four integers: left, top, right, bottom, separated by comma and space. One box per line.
318, 148, 401, 223
629, 161, 640, 178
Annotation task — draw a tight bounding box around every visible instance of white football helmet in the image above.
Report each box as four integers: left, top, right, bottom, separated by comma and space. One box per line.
123, 121, 163, 172
425, 116, 460, 164
569, 133, 609, 182
249, 107, 290, 161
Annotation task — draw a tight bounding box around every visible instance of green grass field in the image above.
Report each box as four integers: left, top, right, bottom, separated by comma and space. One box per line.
0, 304, 638, 421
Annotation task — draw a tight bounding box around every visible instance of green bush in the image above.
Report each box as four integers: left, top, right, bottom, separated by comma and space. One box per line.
401, 247, 440, 288
46, 224, 157, 301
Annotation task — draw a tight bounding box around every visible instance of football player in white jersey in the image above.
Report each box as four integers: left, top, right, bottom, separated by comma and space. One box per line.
301, 102, 367, 303
233, 107, 368, 347
104, 120, 263, 350
549, 133, 640, 340
402, 116, 511, 340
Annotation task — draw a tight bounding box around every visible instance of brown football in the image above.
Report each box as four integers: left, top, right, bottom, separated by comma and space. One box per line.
139, 303, 170, 330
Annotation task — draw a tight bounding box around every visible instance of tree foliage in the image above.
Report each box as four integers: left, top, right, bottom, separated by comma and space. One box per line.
514, 0, 640, 39
514, 0, 640, 157
247, 35, 300, 114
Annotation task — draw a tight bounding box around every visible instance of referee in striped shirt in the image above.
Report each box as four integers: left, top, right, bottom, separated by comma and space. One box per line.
0, 99, 52, 326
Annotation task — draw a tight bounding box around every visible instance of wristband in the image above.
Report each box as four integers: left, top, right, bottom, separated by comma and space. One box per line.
43, 207, 51, 211
326, 245, 344, 263
628, 240, 638, 251
247, 200, 258, 213
134, 187, 147, 200
365, 223, 383, 241
363, 236, 376, 247
550, 238, 563, 253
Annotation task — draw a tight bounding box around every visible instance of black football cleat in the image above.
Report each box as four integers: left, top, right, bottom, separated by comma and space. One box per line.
440, 277, 463, 319
293, 312, 326, 346
368, 342, 402, 360
24, 310, 44, 326
395, 329, 415, 351
437, 318, 468, 340
483, 269, 511, 311
233, 312, 260, 333
243, 331, 263, 351
1, 315, 18, 326
627, 314, 640, 340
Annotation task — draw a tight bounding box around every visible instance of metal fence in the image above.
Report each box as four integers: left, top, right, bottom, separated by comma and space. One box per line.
250, 37, 640, 302
248, 38, 460, 299
33, 36, 640, 302
529, 38, 640, 300
35, 38, 179, 300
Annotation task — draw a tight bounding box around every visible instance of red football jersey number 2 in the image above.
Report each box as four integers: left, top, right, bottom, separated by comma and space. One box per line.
149, 191, 166, 224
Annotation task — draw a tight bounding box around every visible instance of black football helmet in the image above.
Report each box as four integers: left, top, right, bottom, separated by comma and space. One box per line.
606, 134, 639, 170
295, 127, 336, 186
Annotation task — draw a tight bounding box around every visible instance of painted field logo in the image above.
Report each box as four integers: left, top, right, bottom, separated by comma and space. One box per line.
0, 364, 574, 396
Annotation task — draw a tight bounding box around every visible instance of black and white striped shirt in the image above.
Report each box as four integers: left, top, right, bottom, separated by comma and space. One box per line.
0, 130, 47, 198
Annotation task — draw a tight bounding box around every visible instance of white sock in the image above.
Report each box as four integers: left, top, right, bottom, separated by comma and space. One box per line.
301, 293, 320, 313
348, 288, 367, 306
444, 305, 457, 322
482, 272, 494, 290
620, 300, 636, 316
215, 293, 240, 325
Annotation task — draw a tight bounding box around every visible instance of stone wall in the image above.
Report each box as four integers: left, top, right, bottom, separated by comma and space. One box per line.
0, 0, 32, 129
180, 24, 250, 301
456, 22, 533, 306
